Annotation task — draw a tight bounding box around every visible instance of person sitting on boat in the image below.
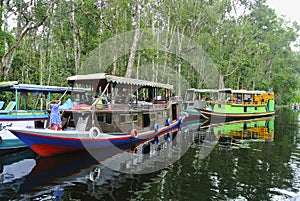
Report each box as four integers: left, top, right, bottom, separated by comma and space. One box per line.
47, 100, 62, 130
92, 96, 103, 109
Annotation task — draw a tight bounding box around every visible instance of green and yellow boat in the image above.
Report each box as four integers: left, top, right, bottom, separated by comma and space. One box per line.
199, 88, 275, 121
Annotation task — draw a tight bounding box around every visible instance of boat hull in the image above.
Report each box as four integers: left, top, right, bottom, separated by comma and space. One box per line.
183, 109, 205, 122
0, 115, 48, 152
8, 120, 181, 157
199, 109, 275, 122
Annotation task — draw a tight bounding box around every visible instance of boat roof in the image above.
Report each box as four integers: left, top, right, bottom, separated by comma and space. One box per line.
231, 89, 266, 94
187, 88, 219, 93
67, 73, 173, 89
186, 88, 267, 94
218, 88, 266, 94
0, 82, 88, 93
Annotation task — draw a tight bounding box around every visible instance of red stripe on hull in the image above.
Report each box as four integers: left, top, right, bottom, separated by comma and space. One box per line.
30, 144, 84, 157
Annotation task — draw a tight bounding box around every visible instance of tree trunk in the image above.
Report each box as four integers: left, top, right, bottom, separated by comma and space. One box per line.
237, 76, 240, 90
176, 28, 185, 97
112, 2, 119, 75
71, 0, 81, 74
219, 74, 225, 89
125, 0, 140, 78
136, 52, 141, 79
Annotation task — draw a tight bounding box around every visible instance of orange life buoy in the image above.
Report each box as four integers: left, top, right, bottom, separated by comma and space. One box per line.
130, 129, 138, 138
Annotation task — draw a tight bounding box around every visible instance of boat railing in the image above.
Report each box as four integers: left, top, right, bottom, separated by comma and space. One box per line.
207, 99, 270, 106
4, 109, 48, 115
183, 100, 206, 109
108, 101, 169, 111
71, 96, 180, 111
169, 96, 183, 102
205, 91, 274, 106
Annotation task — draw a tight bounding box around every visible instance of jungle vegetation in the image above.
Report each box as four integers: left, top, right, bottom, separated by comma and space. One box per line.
0, 0, 300, 105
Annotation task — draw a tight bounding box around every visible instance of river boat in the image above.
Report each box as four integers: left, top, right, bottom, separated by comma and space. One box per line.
8, 73, 183, 157
199, 88, 275, 121
0, 81, 87, 154
183, 88, 218, 122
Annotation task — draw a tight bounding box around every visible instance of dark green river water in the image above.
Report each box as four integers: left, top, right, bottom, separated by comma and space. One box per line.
0, 108, 299, 201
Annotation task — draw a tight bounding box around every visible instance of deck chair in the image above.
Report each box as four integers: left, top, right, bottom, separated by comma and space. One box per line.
0, 101, 16, 114
0, 101, 5, 110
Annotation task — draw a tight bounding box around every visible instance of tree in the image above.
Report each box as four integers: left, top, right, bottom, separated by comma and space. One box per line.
0, 0, 58, 80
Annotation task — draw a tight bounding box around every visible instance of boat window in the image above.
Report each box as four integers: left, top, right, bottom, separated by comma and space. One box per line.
106, 114, 112, 124
143, 113, 150, 127
132, 114, 138, 122
244, 94, 251, 103
97, 115, 104, 123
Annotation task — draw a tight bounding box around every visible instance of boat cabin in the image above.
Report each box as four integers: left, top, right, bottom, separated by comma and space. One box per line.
0, 81, 88, 128
215, 89, 275, 106
65, 73, 182, 134
183, 88, 218, 110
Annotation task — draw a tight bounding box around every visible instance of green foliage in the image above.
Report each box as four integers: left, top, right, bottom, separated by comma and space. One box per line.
0, 0, 299, 106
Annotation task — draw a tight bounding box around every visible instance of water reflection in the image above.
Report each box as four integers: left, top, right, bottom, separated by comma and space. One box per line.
101, 130, 193, 174
0, 149, 37, 199
0, 126, 196, 200
2, 111, 300, 200
209, 117, 275, 149
130, 117, 280, 201
18, 147, 127, 193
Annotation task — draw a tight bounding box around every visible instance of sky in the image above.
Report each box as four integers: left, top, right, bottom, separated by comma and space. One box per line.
266, 0, 300, 51
266, 0, 300, 24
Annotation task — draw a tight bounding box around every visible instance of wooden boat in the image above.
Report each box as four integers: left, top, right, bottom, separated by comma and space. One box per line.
8, 73, 183, 157
0, 81, 86, 154
199, 88, 275, 121
183, 88, 218, 122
